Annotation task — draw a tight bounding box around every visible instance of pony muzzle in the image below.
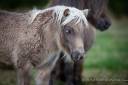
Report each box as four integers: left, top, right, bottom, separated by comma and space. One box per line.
71, 48, 85, 62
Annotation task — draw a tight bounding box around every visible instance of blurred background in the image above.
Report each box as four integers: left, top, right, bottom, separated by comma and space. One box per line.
0, 0, 128, 85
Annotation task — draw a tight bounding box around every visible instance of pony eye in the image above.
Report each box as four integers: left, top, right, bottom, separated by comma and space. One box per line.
65, 29, 71, 34
63, 26, 73, 34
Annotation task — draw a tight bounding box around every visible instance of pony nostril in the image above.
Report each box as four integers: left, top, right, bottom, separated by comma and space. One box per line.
77, 54, 84, 61
79, 55, 84, 60
71, 51, 84, 62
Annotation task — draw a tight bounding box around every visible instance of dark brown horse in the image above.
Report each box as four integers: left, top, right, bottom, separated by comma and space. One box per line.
50, 0, 111, 85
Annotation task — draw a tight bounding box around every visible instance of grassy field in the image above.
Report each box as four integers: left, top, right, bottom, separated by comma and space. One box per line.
83, 17, 128, 85
0, 17, 128, 85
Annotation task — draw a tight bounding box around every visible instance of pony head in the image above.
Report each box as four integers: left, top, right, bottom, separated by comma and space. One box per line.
30, 6, 94, 62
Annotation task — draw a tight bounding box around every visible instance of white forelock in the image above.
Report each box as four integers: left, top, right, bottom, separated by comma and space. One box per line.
30, 6, 88, 27
52, 6, 88, 26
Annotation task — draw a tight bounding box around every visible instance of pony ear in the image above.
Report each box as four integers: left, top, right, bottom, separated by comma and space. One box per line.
83, 9, 90, 17
63, 8, 70, 17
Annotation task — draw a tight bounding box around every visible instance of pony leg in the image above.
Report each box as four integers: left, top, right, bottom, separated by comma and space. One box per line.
16, 62, 31, 85
35, 68, 51, 85
35, 57, 59, 85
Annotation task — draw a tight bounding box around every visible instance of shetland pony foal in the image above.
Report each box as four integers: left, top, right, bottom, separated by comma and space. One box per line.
0, 6, 94, 85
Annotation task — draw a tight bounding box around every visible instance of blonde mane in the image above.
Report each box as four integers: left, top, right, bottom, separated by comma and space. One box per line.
30, 6, 88, 27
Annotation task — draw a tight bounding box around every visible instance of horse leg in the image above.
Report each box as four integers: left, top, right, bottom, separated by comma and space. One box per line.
50, 55, 83, 85
64, 62, 74, 85
63, 59, 84, 85
72, 59, 84, 85
50, 52, 74, 85
50, 57, 66, 85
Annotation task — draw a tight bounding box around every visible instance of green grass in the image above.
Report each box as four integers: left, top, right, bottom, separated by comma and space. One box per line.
84, 18, 128, 70
83, 17, 128, 84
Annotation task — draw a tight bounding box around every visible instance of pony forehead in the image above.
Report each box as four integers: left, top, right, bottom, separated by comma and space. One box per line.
52, 6, 88, 26
30, 6, 88, 27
